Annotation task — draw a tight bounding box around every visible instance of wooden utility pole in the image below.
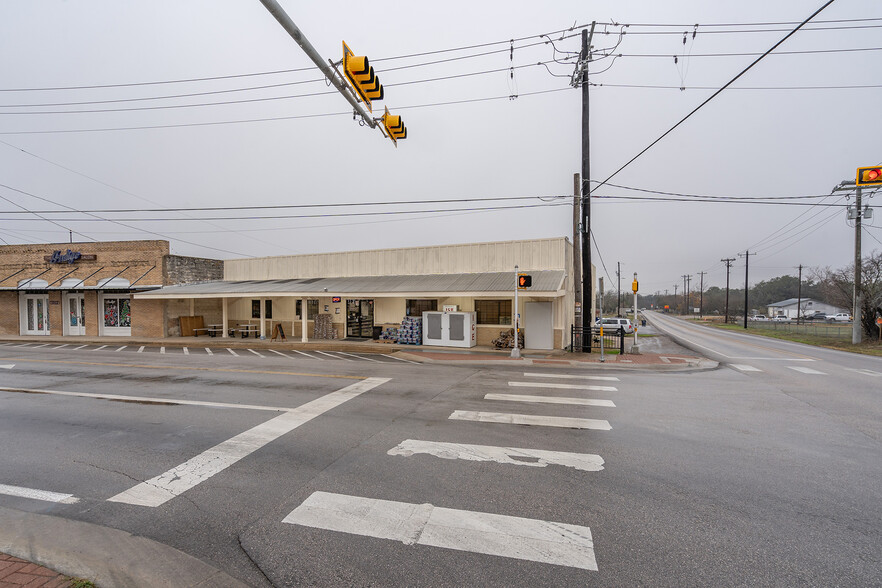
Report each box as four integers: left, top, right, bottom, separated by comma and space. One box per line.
796, 264, 803, 324
721, 258, 734, 324
573, 173, 582, 334
697, 271, 706, 319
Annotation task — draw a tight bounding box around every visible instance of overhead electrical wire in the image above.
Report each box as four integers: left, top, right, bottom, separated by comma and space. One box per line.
588, 0, 838, 197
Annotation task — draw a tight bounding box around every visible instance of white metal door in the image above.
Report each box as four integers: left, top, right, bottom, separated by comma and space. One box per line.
22, 295, 50, 335
524, 302, 553, 350
67, 294, 85, 335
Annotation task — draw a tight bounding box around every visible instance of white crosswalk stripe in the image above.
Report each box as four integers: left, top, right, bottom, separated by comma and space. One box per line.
108, 378, 390, 507
509, 381, 617, 392
731, 364, 762, 372
485, 393, 615, 407
0, 483, 79, 504
450, 410, 611, 430
788, 366, 827, 375
388, 439, 604, 471
283, 492, 597, 571
523, 372, 619, 382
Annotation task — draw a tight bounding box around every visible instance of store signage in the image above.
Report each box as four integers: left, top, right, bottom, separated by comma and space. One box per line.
44, 250, 97, 264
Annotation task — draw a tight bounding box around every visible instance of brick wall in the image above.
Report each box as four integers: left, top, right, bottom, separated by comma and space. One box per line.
133, 299, 165, 338
0, 292, 18, 335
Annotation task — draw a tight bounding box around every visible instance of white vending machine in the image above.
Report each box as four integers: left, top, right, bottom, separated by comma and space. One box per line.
422, 311, 477, 348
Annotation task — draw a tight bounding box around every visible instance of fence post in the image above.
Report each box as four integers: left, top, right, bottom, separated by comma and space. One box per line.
619, 327, 625, 353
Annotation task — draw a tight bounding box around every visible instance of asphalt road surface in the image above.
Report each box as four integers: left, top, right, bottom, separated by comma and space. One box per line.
0, 337, 879, 586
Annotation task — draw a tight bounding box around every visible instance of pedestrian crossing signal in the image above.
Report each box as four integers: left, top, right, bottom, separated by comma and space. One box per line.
343, 41, 383, 112
518, 274, 532, 289
857, 166, 882, 186
381, 107, 407, 146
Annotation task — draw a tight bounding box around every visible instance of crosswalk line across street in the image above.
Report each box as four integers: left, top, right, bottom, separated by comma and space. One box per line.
449, 410, 612, 430
388, 439, 605, 471
509, 381, 617, 392
485, 393, 615, 407
731, 364, 762, 372
283, 491, 598, 571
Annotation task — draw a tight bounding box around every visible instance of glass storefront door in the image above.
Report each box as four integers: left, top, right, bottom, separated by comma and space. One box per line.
22, 295, 50, 335
346, 299, 374, 338
66, 293, 85, 335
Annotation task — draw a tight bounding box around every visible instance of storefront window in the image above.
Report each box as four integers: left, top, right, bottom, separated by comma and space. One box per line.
296, 300, 319, 319
406, 299, 438, 316
104, 297, 131, 327
475, 300, 512, 325
252, 299, 272, 319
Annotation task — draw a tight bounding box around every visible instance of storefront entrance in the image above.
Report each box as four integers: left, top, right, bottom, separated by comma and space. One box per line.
346, 299, 374, 338
21, 295, 50, 335
65, 293, 85, 336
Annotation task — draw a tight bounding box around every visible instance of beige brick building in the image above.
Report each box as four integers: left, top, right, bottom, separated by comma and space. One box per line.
0, 240, 221, 338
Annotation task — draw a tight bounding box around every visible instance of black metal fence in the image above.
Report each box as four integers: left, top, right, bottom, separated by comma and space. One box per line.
570, 326, 625, 353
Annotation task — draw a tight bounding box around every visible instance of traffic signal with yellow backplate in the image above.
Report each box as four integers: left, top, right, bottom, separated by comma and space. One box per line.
342, 41, 383, 112
381, 107, 407, 145
857, 166, 882, 187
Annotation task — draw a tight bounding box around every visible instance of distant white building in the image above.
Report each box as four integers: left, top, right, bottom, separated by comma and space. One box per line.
766, 298, 845, 319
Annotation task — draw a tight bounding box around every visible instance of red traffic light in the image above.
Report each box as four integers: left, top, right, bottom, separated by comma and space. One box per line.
857, 166, 882, 186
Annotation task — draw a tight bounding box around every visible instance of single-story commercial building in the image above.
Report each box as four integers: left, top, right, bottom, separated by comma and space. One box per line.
135, 237, 592, 350
766, 298, 845, 319
0, 240, 222, 337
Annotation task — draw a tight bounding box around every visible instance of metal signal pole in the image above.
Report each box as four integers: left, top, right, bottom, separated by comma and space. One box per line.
853, 187, 863, 344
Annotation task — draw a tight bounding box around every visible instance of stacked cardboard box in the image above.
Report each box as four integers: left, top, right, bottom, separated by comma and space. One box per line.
313, 314, 338, 339
397, 316, 422, 345
379, 327, 399, 342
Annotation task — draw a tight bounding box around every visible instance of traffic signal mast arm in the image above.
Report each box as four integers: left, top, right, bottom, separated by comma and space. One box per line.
258, 0, 377, 129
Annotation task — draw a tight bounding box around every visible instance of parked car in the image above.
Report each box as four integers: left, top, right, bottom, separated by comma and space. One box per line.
749, 314, 769, 321
595, 317, 635, 334
827, 313, 852, 322
772, 315, 789, 322
802, 311, 826, 321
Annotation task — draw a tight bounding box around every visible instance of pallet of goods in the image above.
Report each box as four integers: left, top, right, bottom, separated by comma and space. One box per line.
397, 317, 422, 345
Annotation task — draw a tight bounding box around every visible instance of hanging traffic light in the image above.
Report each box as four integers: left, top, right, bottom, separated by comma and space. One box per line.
381, 107, 407, 146
342, 41, 383, 112
518, 274, 532, 289
857, 166, 882, 186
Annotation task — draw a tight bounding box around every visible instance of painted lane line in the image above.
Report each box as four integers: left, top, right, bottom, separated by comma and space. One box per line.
316, 350, 352, 361
485, 393, 615, 408
137, 346, 145, 353
227, 348, 239, 356
205, 347, 213, 355
32, 343, 50, 348
449, 410, 611, 431
247, 349, 265, 358
0, 483, 79, 504
15, 344, 33, 348
267, 349, 289, 358
160, 347, 166, 354
73, 345, 88, 350
731, 364, 762, 373
290, 349, 322, 360
115, 346, 127, 352
182, 347, 189, 355
509, 381, 617, 393
108, 377, 390, 507
788, 366, 827, 375
0, 385, 298, 412
383, 354, 420, 364
388, 439, 605, 472
52, 344, 70, 349
523, 372, 619, 382
0, 364, 14, 370
283, 492, 597, 571
336, 351, 381, 363
93, 345, 108, 351
849, 368, 882, 377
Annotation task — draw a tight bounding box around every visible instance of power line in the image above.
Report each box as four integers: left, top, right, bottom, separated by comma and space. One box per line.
606, 46, 882, 58
593, 182, 847, 200
588, 0, 838, 197
592, 195, 847, 206
0, 87, 572, 135
590, 82, 882, 91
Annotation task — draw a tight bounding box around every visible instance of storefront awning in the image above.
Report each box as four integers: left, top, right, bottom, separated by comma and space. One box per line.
134, 271, 567, 299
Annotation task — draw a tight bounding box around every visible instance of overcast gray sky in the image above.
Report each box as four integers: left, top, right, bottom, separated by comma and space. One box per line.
1, 0, 880, 294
